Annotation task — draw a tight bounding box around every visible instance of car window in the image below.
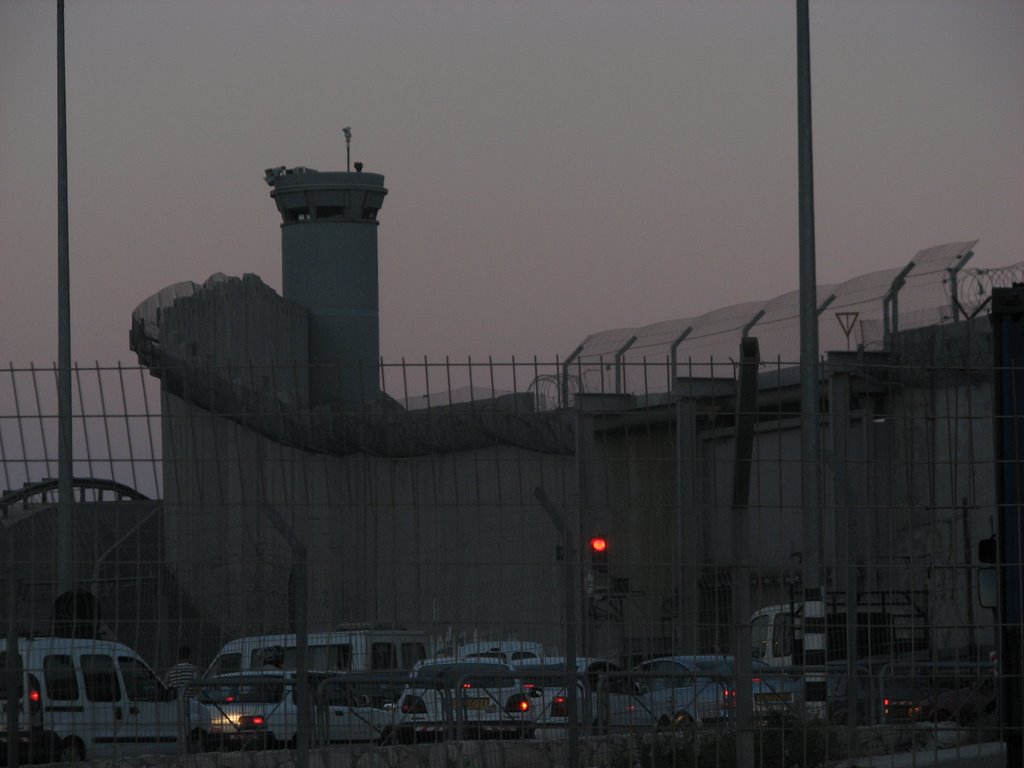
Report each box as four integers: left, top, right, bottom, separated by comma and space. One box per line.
119, 656, 168, 702
772, 613, 793, 658
465, 651, 506, 662
81, 654, 121, 702
44, 655, 79, 701
413, 664, 514, 689
371, 643, 397, 670
328, 644, 353, 671
646, 661, 686, 691
201, 682, 285, 704
751, 615, 770, 660
515, 666, 565, 688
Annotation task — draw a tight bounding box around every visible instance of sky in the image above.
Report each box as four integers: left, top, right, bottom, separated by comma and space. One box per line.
1, 0, 1022, 369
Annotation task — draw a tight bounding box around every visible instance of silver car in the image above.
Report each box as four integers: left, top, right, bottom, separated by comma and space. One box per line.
632, 656, 732, 726
392, 658, 534, 743
512, 657, 646, 737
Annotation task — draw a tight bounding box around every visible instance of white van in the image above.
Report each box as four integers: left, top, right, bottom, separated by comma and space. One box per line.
0, 636, 211, 762
205, 627, 431, 677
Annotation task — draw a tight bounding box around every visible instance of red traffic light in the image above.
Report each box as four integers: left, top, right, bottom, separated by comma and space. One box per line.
590, 536, 608, 553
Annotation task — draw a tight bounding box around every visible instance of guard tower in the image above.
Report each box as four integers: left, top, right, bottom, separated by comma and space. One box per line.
265, 165, 388, 406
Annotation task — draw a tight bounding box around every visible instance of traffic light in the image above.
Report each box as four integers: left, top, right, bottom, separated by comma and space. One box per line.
589, 535, 609, 574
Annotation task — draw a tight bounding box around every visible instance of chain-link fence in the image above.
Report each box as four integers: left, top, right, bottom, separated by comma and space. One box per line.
1, 307, 1020, 767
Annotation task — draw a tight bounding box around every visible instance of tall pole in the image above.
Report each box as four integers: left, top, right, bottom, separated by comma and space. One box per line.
797, 0, 820, 581
731, 337, 760, 768
57, 0, 74, 595
797, 0, 827, 717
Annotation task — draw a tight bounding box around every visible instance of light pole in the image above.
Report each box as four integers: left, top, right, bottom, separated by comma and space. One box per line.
56, 0, 74, 596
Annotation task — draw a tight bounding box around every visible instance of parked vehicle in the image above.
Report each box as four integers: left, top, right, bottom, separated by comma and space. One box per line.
314, 672, 402, 744
392, 658, 534, 743
511, 657, 641, 737
204, 625, 430, 676
684, 656, 803, 722
198, 672, 299, 750
912, 676, 997, 725
751, 590, 929, 669
879, 660, 995, 725
199, 670, 399, 750
631, 656, 731, 726
0, 636, 211, 763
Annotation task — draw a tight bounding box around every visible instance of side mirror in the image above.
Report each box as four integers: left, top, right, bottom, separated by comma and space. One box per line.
978, 567, 998, 610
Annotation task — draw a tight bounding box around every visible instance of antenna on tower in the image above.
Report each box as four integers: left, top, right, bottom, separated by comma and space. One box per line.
343, 126, 352, 171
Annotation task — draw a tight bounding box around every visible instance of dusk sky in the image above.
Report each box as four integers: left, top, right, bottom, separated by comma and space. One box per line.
2, 0, 1022, 368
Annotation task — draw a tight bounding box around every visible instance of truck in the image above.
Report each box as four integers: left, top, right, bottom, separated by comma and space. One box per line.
750, 590, 930, 669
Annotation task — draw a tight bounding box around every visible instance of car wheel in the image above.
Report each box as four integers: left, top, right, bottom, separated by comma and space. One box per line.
58, 737, 86, 763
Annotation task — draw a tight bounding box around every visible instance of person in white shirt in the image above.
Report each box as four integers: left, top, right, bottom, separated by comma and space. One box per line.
164, 645, 198, 692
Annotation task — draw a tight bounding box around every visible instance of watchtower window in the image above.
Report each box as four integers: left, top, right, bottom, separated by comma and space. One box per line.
363, 208, 378, 220
317, 206, 346, 219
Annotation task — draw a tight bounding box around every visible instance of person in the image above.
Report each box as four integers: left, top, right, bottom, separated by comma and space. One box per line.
164, 645, 198, 692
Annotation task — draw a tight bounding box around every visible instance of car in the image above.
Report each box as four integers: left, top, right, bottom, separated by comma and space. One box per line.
912, 676, 997, 725
682, 656, 804, 722
313, 672, 402, 744
392, 658, 534, 743
0, 636, 211, 763
197, 672, 304, 750
632, 655, 733, 727
511, 657, 643, 737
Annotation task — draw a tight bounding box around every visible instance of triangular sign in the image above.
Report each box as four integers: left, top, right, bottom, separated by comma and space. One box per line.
836, 311, 859, 338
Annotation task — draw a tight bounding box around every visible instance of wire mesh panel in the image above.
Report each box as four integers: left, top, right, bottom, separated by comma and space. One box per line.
1, 313, 1020, 766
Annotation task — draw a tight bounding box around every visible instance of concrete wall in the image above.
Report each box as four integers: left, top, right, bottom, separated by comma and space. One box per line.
162, 392, 576, 656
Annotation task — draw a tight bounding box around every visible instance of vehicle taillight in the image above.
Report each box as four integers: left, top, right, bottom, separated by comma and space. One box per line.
401, 695, 427, 715
723, 688, 735, 708
462, 682, 473, 689
551, 695, 567, 717
239, 715, 265, 728
505, 694, 530, 713
27, 675, 42, 716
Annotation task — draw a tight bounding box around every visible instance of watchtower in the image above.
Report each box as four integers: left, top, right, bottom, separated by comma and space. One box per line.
265, 164, 388, 406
